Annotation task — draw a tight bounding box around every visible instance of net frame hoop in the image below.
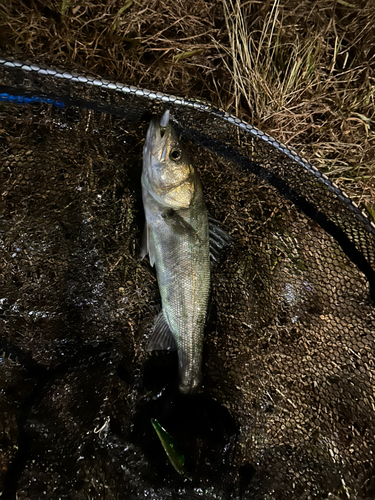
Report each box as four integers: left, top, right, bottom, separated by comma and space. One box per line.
0, 55, 374, 237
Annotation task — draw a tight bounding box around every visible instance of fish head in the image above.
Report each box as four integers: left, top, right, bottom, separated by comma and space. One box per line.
143, 110, 195, 208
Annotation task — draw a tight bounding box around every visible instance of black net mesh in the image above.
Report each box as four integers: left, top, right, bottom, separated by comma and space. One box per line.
0, 59, 375, 499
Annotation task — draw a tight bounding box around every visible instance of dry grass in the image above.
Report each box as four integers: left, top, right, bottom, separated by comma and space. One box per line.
0, 0, 375, 211
218, 0, 375, 211
0, 0, 228, 101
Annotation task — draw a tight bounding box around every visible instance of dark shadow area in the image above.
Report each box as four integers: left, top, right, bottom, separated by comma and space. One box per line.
131, 382, 240, 496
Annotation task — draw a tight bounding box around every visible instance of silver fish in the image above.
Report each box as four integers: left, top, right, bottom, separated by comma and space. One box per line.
141, 110, 210, 394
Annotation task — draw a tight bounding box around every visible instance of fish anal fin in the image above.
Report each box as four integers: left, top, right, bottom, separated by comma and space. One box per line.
147, 311, 176, 351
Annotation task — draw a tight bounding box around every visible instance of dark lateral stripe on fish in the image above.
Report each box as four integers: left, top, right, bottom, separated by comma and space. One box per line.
0, 92, 65, 108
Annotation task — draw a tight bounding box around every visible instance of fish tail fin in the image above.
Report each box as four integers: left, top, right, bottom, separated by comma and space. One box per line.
178, 350, 202, 394
179, 376, 202, 394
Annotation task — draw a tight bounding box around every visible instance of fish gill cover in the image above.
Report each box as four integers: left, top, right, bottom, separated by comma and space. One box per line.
0, 58, 374, 500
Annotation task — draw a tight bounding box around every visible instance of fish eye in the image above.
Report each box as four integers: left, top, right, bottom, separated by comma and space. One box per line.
170, 148, 182, 161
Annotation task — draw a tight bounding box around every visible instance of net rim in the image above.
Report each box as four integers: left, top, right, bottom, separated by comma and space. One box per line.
0, 54, 374, 238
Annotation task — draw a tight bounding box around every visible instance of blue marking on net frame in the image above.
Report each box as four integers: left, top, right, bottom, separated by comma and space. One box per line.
0, 93, 65, 108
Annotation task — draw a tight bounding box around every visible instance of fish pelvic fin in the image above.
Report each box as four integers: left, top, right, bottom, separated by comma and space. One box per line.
147, 311, 177, 351
141, 222, 156, 267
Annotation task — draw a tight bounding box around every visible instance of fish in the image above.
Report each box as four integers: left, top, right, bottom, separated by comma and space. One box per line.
141, 109, 211, 394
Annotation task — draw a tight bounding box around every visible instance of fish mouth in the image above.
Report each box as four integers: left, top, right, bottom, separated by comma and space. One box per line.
144, 110, 171, 158
160, 109, 170, 128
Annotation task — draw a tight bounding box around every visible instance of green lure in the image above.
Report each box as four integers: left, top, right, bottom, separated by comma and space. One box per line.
151, 418, 185, 475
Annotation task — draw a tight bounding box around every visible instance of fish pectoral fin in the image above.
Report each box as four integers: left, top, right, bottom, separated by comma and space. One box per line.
147, 311, 177, 351
161, 209, 197, 238
208, 214, 232, 265
141, 222, 156, 267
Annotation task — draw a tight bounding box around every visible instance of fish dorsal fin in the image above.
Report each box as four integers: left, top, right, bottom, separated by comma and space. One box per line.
147, 311, 177, 351
208, 215, 232, 265
141, 222, 156, 267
